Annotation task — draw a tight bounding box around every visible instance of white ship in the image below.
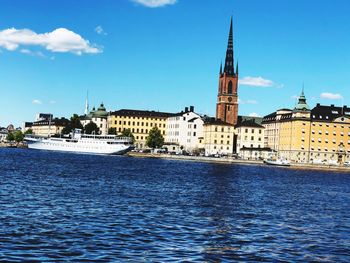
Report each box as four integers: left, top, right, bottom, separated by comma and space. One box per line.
264, 158, 291, 167
25, 129, 133, 155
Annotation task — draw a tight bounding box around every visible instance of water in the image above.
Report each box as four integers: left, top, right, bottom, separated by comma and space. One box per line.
0, 148, 349, 262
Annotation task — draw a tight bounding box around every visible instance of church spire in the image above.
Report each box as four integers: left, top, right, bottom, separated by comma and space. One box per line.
236, 60, 239, 75
84, 90, 89, 115
294, 86, 310, 111
219, 62, 223, 75
224, 17, 234, 76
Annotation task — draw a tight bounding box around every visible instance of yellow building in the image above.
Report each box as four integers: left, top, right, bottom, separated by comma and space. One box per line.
108, 109, 174, 149
262, 91, 350, 164
31, 118, 70, 136
203, 118, 235, 156
235, 119, 272, 160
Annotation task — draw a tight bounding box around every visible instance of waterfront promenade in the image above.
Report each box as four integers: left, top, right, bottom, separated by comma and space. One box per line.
128, 152, 350, 173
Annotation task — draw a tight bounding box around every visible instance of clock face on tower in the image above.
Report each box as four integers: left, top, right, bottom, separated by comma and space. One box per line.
228, 97, 232, 102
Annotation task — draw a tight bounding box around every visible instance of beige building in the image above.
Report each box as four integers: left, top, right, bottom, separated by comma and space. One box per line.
262, 91, 350, 164
108, 109, 174, 149
203, 118, 235, 156
235, 120, 271, 159
31, 118, 69, 136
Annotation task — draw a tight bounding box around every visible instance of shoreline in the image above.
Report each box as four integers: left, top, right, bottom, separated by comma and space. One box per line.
127, 152, 350, 173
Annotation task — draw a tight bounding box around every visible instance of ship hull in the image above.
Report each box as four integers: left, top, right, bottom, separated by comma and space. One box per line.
26, 138, 132, 155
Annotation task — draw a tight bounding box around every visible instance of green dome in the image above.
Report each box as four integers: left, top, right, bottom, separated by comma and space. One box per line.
93, 103, 108, 118
294, 89, 310, 111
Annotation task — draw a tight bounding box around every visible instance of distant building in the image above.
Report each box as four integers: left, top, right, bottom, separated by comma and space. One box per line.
80, 103, 109, 135
22, 122, 33, 133
108, 109, 175, 149
235, 119, 271, 159
31, 117, 70, 136
216, 18, 239, 126
262, 90, 350, 164
35, 113, 53, 122
202, 18, 239, 155
165, 106, 204, 153
203, 118, 235, 156
0, 128, 8, 142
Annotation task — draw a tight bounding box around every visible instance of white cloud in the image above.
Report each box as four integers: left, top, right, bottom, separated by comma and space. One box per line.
249, 112, 261, 117
20, 48, 31, 54
95, 26, 107, 35
238, 98, 258, 104
32, 99, 42, 104
239, 76, 276, 87
0, 27, 102, 55
20, 48, 46, 58
131, 0, 177, 8
320, 92, 343, 100
246, 99, 258, 104
291, 95, 298, 100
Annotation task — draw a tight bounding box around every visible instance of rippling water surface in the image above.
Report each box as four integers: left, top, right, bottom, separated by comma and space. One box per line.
0, 148, 349, 262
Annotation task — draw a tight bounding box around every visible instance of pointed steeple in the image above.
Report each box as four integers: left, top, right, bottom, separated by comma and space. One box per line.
84, 90, 89, 115
224, 17, 234, 76
294, 86, 310, 111
235, 60, 239, 75
219, 62, 223, 75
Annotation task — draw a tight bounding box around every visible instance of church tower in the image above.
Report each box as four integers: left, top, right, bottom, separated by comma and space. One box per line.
216, 18, 239, 125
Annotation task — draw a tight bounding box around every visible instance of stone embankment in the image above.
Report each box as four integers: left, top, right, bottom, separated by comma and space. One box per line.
127, 152, 350, 173
0, 142, 27, 148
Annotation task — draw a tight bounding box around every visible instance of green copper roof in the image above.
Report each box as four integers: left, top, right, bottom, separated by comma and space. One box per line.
294, 88, 310, 111
93, 103, 108, 117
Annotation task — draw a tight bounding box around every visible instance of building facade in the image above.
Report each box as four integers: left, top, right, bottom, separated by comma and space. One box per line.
108, 109, 174, 149
165, 106, 204, 153
80, 103, 109, 135
203, 119, 235, 156
236, 120, 265, 154
31, 118, 70, 136
262, 91, 350, 164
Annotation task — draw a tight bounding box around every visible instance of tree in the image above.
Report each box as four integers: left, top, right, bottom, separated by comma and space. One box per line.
6, 132, 14, 141
146, 127, 164, 149
13, 130, 24, 142
120, 128, 135, 142
62, 114, 83, 135
84, 121, 100, 134
24, 129, 33, 135
108, 127, 117, 135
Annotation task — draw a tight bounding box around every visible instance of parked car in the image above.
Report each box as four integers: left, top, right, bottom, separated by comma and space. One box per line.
344, 161, 350, 167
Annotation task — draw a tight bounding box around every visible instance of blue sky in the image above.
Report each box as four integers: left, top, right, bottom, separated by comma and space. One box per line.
1, 0, 350, 127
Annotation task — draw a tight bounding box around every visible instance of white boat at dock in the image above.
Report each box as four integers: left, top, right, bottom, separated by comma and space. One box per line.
25, 129, 133, 155
264, 158, 291, 167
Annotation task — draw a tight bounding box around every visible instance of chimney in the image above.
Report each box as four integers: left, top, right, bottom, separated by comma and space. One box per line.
190, 106, 194, 112
316, 103, 320, 107
331, 104, 334, 107
185, 107, 189, 112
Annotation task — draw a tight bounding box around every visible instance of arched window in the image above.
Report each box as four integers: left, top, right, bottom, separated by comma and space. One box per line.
228, 81, 233, 94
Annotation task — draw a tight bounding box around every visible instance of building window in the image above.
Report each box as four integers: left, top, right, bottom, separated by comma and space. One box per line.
228, 81, 233, 94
